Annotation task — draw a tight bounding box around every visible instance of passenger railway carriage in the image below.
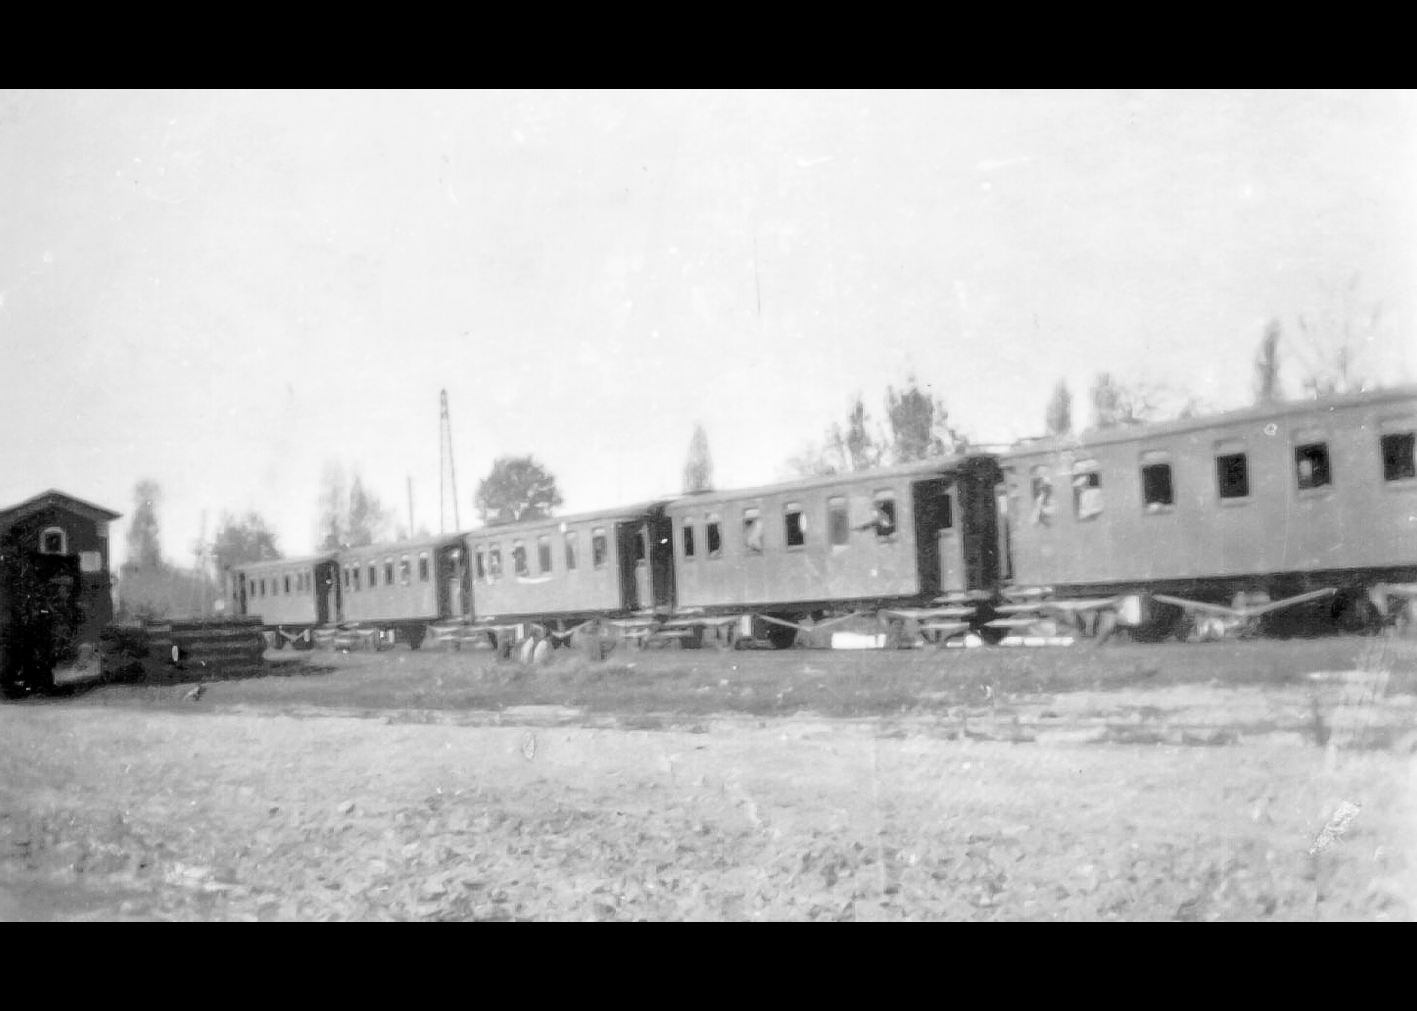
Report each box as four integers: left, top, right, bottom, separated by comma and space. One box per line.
460, 502, 674, 647
663, 456, 1003, 646
996, 385, 1417, 638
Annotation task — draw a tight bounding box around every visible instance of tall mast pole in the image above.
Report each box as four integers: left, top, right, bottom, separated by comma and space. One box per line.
439, 389, 461, 533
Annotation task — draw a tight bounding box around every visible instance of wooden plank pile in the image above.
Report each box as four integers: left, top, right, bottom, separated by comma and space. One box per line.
142, 616, 266, 679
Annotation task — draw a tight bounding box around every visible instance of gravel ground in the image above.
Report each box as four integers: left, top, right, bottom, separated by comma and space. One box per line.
3, 673, 1415, 920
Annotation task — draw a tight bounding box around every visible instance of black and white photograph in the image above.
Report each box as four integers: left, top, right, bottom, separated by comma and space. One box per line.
1, 89, 1414, 921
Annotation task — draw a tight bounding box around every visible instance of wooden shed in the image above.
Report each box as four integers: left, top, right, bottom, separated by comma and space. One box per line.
1, 489, 121, 691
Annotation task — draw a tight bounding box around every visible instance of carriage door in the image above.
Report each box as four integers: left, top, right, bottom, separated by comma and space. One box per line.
937, 487, 967, 593
437, 545, 465, 620
615, 522, 642, 611
315, 560, 337, 625
911, 478, 957, 596
648, 513, 676, 609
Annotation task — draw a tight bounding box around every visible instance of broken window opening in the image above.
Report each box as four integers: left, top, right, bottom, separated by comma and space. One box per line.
1072, 463, 1102, 520
784, 503, 805, 547
1382, 432, 1416, 482
1295, 443, 1332, 490
1141, 462, 1174, 510
827, 497, 849, 546
743, 507, 764, 554
870, 492, 897, 539
1216, 452, 1250, 499
1030, 467, 1056, 526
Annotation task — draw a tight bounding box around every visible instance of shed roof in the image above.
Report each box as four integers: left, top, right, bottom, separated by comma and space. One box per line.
0, 489, 122, 527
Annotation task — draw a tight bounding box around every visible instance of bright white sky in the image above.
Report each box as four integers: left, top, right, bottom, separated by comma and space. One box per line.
2, 89, 1413, 570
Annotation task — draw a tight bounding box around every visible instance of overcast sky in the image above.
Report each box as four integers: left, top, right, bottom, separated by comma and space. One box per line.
2, 89, 1413, 570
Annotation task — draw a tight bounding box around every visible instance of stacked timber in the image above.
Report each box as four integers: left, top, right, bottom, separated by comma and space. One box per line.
143, 616, 266, 679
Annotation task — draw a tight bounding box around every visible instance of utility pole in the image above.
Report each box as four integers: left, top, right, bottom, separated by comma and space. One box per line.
439, 389, 461, 533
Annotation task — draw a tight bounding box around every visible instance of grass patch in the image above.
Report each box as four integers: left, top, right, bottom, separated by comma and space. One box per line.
61, 633, 1415, 720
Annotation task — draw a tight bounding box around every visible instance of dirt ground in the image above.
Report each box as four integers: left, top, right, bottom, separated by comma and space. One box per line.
3, 642, 1415, 921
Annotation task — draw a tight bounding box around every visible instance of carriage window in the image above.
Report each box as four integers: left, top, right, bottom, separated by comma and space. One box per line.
284, 574, 291, 594
706, 514, 722, 558
384, 558, 394, 585
419, 553, 430, 581
872, 492, 897, 539
743, 507, 764, 554
537, 536, 552, 574
39, 527, 66, 554
475, 547, 486, 580
511, 542, 527, 577
784, 503, 806, 547
941, 492, 954, 530
828, 497, 849, 546
1030, 467, 1056, 526
352, 565, 361, 592
564, 531, 578, 571
630, 526, 647, 565
1216, 452, 1250, 499
1141, 461, 1174, 510
368, 563, 378, 588
1295, 443, 1332, 490
487, 545, 502, 579
682, 521, 696, 559
1382, 432, 1416, 482
399, 556, 411, 584
261, 578, 268, 597
1072, 462, 1102, 520
592, 529, 607, 569
342, 566, 350, 589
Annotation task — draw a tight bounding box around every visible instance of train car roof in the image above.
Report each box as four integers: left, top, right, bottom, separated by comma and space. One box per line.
334, 533, 465, 557
231, 552, 337, 573
664, 455, 993, 511
1004, 385, 1417, 459
462, 500, 673, 540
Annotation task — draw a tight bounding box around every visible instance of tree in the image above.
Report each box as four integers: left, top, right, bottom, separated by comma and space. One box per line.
317, 461, 346, 552
683, 423, 715, 494
346, 474, 391, 547
212, 511, 282, 574
1088, 372, 1162, 429
1253, 319, 1283, 405
475, 456, 564, 526
126, 479, 163, 570
1045, 380, 1073, 436
785, 383, 970, 478
885, 378, 966, 463
1290, 274, 1385, 397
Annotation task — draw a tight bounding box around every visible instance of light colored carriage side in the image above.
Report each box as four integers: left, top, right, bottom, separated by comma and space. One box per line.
662, 456, 1004, 648
997, 385, 1417, 641
331, 534, 469, 649
228, 552, 339, 649
460, 502, 674, 654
